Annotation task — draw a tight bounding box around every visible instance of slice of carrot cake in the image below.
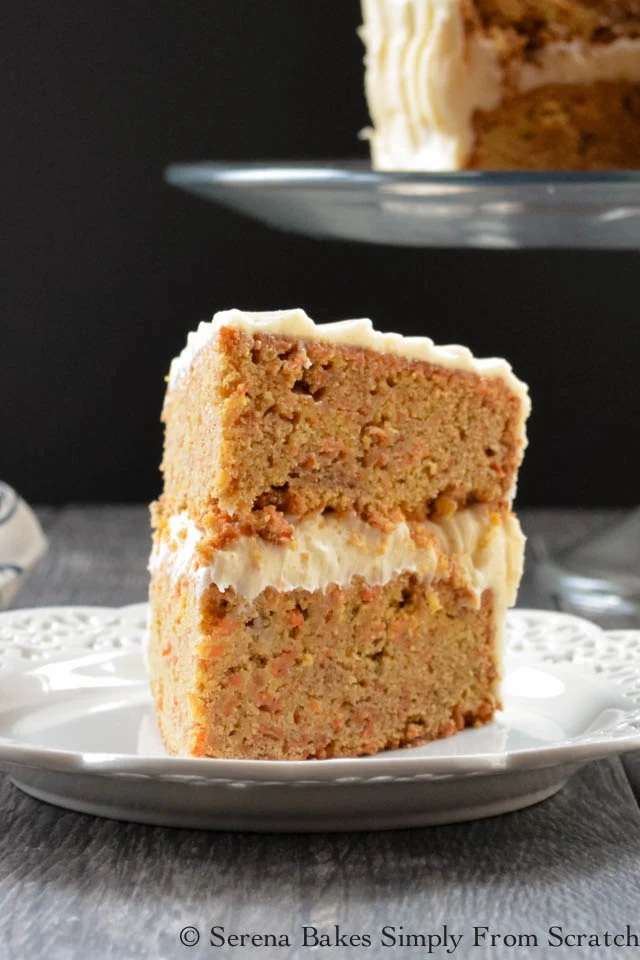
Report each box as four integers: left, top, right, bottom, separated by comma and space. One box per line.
148, 309, 530, 760
361, 0, 640, 170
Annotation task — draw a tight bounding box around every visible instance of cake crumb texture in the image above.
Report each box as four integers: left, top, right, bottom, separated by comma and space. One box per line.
162, 328, 525, 528
470, 0, 640, 46
470, 79, 640, 168
149, 567, 501, 761
150, 311, 528, 761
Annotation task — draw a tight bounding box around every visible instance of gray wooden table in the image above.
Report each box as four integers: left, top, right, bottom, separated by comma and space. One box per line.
2, 507, 640, 960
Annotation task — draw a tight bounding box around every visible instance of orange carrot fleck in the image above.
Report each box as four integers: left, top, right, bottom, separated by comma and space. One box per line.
289, 610, 304, 629
221, 697, 235, 717
203, 644, 227, 660
270, 650, 296, 677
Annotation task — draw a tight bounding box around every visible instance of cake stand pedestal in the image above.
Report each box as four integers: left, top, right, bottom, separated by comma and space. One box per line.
166, 159, 640, 626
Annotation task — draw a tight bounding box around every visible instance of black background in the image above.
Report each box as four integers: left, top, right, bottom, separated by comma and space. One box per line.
2, 0, 638, 507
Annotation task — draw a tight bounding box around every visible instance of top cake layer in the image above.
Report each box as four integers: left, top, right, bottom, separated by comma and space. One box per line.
160, 310, 529, 532
167, 309, 530, 394
361, 0, 640, 169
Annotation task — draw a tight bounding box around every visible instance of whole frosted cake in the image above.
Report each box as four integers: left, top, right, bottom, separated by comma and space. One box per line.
361, 0, 640, 170
148, 309, 530, 760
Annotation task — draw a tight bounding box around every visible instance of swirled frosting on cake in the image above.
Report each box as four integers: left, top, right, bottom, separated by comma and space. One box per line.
361, 0, 640, 170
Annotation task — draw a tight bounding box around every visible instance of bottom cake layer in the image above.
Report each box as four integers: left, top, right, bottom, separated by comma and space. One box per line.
469, 81, 640, 171
148, 568, 503, 761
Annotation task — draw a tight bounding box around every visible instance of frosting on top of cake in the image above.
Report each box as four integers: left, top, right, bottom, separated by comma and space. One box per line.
149, 505, 525, 624
361, 0, 640, 170
167, 309, 530, 418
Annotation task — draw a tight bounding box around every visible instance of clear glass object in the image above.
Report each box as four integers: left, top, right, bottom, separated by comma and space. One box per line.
166, 159, 640, 624
165, 160, 640, 250
535, 509, 640, 628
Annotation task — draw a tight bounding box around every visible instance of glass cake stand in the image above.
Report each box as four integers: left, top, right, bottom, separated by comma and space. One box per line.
166, 160, 640, 249
166, 159, 640, 625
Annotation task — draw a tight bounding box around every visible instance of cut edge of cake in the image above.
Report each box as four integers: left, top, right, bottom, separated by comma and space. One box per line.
148, 308, 530, 761
160, 309, 529, 525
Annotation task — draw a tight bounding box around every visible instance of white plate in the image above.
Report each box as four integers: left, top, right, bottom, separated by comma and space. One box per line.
165, 162, 640, 250
0, 605, 638, 831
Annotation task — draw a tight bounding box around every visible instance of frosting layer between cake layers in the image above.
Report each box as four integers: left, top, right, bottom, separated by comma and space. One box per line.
361, 0, 640, 170
149, 505, 525, 617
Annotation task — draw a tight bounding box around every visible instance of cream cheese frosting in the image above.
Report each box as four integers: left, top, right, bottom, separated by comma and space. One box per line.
361, 0, 502, 170
361, 0, 640, 171
167, 309, 530, 422
517, 38, 640, 92
149, 506, 525, 621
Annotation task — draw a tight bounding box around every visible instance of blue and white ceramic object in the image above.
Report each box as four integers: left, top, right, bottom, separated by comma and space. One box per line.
0, 483, 47, 609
